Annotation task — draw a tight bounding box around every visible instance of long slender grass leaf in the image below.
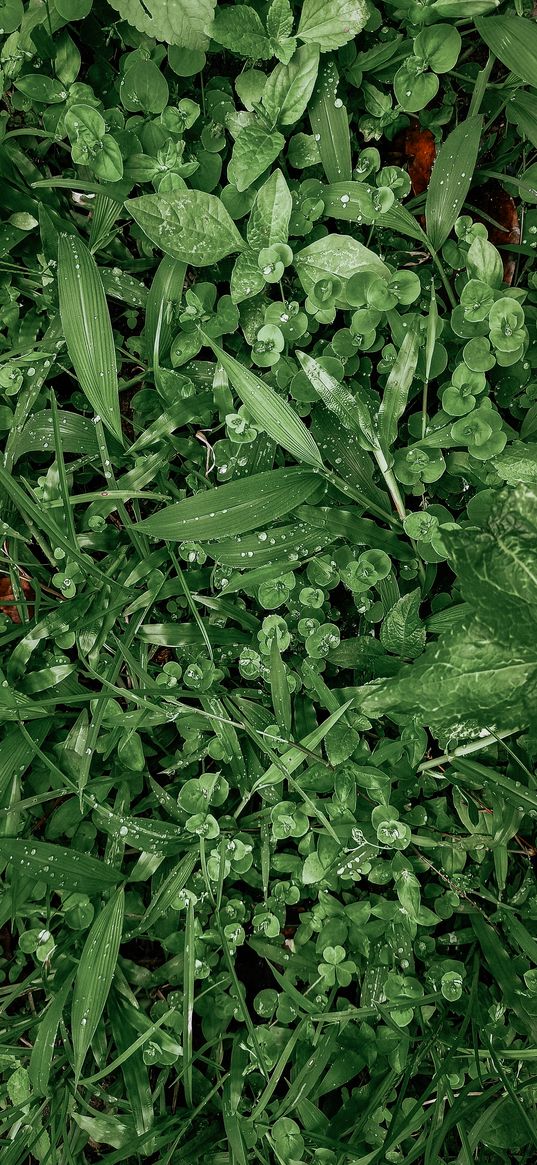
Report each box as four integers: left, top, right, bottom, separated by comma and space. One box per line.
425, 117, 483, 251
71, 886, 125, 1081
58, 234, 122, 442
203, 336, 324, 469
137, 467, 321, 540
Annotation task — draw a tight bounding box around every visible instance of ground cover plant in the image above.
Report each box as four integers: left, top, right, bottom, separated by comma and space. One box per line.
2, 0, 537, 1161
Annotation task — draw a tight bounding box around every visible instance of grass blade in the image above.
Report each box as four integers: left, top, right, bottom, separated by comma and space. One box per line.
203, 336, 324, 469
183, 896, 195, 1107
71, 886, 125, 1082
0, 838, 122, 894
476, 14, 537, 88
29, 972, 75, 1095
137, 467, 321, 541
425, 117, 483, 251
309, 59, 352, 183
57, 233, 123, 443
378, 324, 420, 453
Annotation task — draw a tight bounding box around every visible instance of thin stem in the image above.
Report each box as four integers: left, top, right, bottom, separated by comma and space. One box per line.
373, 449, 406, 522
430, 249, 457, 310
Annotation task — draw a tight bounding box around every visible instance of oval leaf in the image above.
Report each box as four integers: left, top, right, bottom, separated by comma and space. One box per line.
125, 189, 245, 266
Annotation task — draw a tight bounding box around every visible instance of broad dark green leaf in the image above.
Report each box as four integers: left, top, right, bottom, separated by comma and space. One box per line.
297, 0, 369, 51
295, 234, 389, 298
493, 442, 537, 484
247, 169, 292, 251
380, 590, 425, 659
107, 0, 215, 49
361, 486, 537, 738
211, 5, 272, 58
227, 119, 286, 192
263, 45, 320, 127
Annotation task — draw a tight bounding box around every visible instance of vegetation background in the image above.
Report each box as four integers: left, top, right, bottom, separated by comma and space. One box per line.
1, 0, 537, 1162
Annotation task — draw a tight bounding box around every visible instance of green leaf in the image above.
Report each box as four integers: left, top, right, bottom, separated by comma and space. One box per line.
211, 5, 272, 59
14, 75, 69, 103
212, 519, 337, 569
296, 350, 365, 442
247, 169, 292, 250
294, 234, 389, 298
13, 411, 99, 463
270, 636, 292, 732
107, 0, 216, 49
472, 915, 537, 1044
0, 839, 122, 894
509, 90, 537, 151
135, 852, 197, 933
372, 200, 430, 247
137, 467, 321, 540
297, 0, 369, 51
71, 887, 125, 1081
227, 119, 286, 192
380, 590, 425, 659
93, 806, 187, 853
378, 325, 420, 452
263, 44, 320, 127
144, 255, 186, 363
362, 485, 537, 739
425, 116, 482, 251
309, 59, 352, 183
322, 181, 374, 224
58, 234, 122, 442
56, 0, 92, 17
230, 250, 266, 304
254, 700, 352, 791
125, 189, 245, 266
476, 14, 537, 89
29, 973, 75, 1095
204, 337, 324, 468
493, 442, 537, 484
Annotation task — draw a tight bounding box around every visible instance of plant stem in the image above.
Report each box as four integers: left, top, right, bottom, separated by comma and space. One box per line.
431, 249, 457, 310
373, 449, 407, 522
